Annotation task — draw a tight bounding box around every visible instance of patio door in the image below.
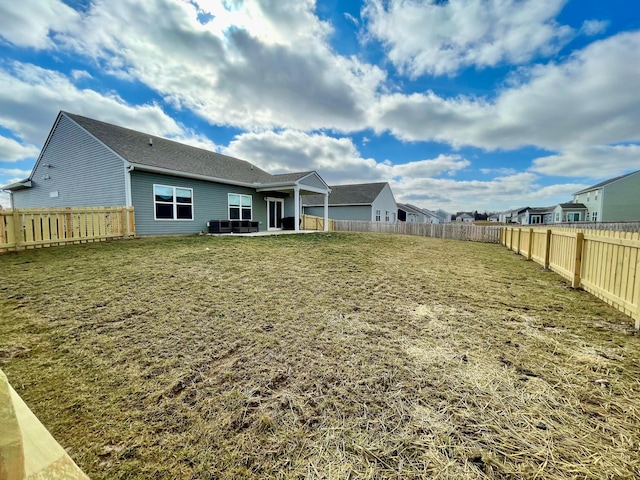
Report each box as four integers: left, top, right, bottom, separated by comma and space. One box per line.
267, 198, 284, 230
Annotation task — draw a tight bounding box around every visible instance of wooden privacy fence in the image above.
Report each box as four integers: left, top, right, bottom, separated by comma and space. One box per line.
0, 206, 135, 253
333, 220, 501, 243
301, 214, 334, 231
0, 369, 89, 479
502, 226, 640, 329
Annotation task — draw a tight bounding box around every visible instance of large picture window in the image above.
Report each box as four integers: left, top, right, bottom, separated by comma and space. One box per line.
154, 185, 193, 220
228, 193, 252, 220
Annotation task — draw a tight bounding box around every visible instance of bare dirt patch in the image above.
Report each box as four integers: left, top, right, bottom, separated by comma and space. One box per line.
1, 233, 639, 479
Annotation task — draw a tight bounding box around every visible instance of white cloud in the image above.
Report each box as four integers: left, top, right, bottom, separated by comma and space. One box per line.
363, 0, 572, 77
70, 69, 93, 81
371, 31, 640, 157
223, 129, 469, 185
531, 145, 640, 178
0, 136, 39, 162
394, 172, 587, 213
0, 191, 10, 209
0, 62, 184, 145
54, 0, 384, 132
0, 168, 32, 178
0, 0, 79, 49
480, 167, 517, 176
581, 19, 608, 36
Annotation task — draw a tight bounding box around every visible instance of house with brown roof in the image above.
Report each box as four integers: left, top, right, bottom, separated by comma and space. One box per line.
2, 112, 331, 234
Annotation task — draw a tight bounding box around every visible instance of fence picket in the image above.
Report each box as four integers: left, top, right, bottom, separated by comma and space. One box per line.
502, 226, 640, 329
0, 207, 134, 253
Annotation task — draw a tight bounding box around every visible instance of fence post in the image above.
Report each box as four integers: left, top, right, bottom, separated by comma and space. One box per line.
12, 210, 23, 250
634, 254, 640, 330
572, 232, 584, 288
544, 229, 552, 270
126, 207, 135, 236
527, 228, 533, 260
517, 228, 522, 254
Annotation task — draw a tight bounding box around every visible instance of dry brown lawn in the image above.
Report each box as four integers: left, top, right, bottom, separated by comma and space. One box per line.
1, 232, 639, 479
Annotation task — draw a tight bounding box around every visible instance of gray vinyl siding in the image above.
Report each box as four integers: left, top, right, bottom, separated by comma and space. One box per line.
602, 172, 640, 221
299, 174, 326, 190
371, 184, 398, 222
131, 171, 267, 235
305, 205, 371, 221
574, 190, 603, 222
284, 196, 296, 217
12, 114, 126, 208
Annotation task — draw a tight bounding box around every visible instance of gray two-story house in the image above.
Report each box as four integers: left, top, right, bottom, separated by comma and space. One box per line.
2, 112, 331, 235
572, 170, 640, 222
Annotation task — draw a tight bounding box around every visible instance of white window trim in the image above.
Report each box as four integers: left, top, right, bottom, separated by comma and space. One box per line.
228, 193, 253, 221
375, 209, 381, 222
153, 184, 194, 221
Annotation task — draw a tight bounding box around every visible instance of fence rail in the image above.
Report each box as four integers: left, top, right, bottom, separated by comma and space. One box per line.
301, 214, 334, 231
502, 226, 640, 329
0, 206, 135, 253
332, 220, 501, 243
550, 221, 640, 232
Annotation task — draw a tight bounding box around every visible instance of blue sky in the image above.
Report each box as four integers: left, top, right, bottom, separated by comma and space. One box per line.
1, 0, 639, 213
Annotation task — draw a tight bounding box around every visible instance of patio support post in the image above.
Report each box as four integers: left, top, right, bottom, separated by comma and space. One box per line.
323, 193, 329, 232
294, 186, 300, 232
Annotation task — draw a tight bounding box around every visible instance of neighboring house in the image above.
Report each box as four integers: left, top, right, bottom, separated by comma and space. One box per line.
397, 203, 427, 223
553, 203, 588, 223
456, 213, 474, 222
396, 204, 441, 223
523, 206, 555, 225
572, 170, 640, 222
434, 209, 452, 223
502, 207, 529, 224
488, 214, 500, 222
2, 112, 331, 235
302, 182, 397, 222
421, 209, 442, 224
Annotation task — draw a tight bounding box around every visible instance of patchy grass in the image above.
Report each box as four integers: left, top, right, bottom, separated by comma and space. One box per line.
1, 233, 639, 479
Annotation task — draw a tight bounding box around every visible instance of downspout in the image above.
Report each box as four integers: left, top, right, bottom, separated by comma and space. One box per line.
124, 163, 133, 207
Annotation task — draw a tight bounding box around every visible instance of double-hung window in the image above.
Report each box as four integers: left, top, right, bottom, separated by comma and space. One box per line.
375, 209, 381, 221
385, 211, 390, 222
154, 185, 193, 220
229, 193, 252, 220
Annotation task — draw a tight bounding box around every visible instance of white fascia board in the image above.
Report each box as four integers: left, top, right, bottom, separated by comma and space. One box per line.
1, 180, 32, 191
256, 182, 329, 194
297, 171, 331, 190
302, 202, 370, 207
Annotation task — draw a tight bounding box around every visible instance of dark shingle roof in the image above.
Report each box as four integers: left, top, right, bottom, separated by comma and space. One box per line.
573, 170, 640, 195
397, 203, 425, 215
302, 182, 388, 206
527, 206, 555, 214
64, 112, 305, 186
558, 202, 587, 209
